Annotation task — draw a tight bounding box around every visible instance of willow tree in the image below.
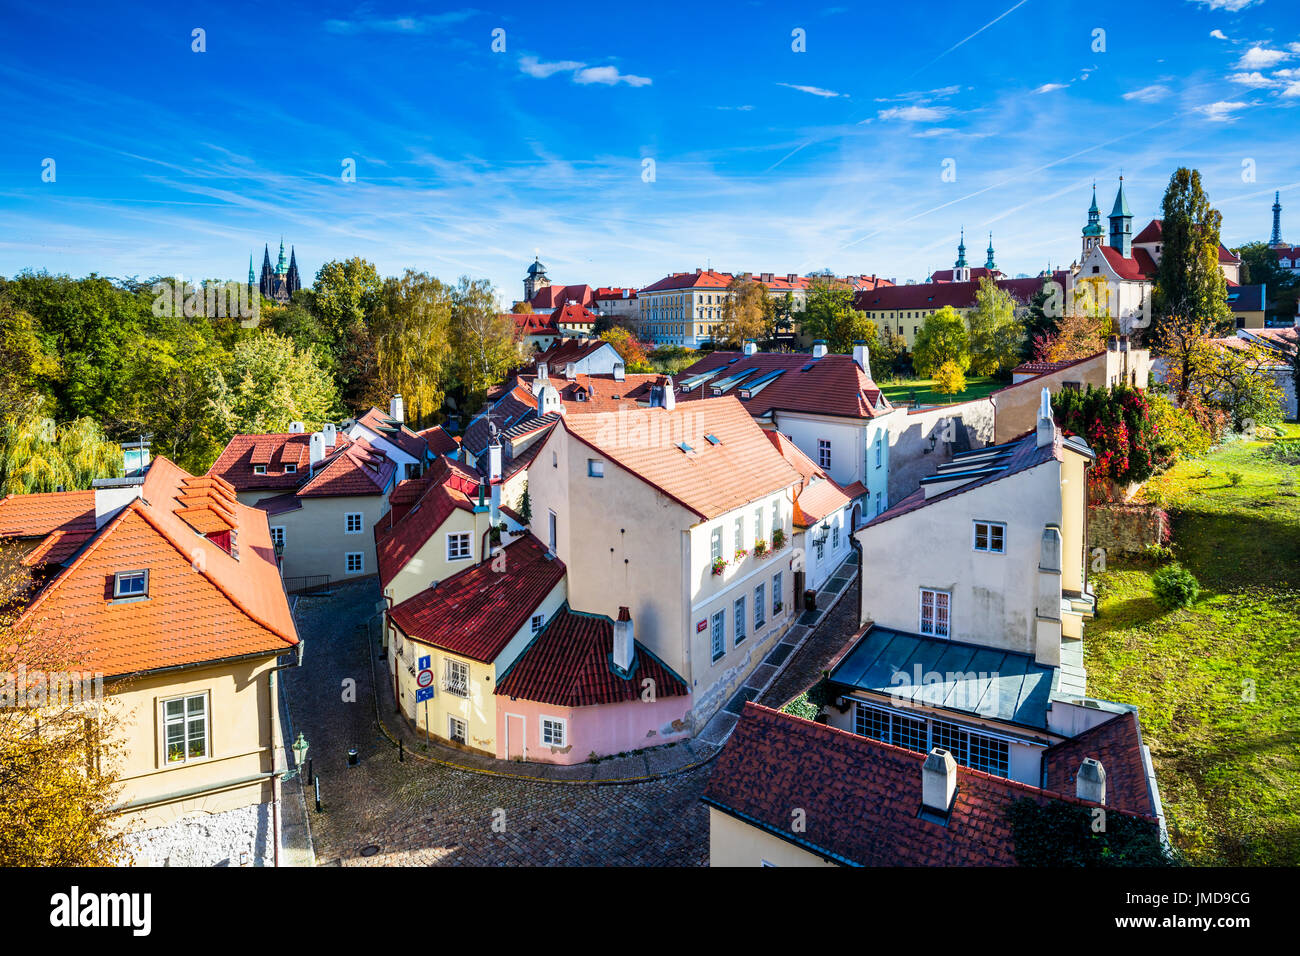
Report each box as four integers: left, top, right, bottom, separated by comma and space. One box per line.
372, 271, 454, 426
0, 413, 122, 495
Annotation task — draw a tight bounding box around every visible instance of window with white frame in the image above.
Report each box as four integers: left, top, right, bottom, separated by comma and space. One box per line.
875, 491, 882, 515
919, 588, 951, 638
711, 610, 726, 662
284, 463, 297, 474
269, 527, 285, 548
345, 552, 364, 574
818, 439, 832, 470
854, 701, 1009, 777
754, 583, 766, 629
734, 516, 744, 552
540, 716, 566, 747
548, 511, 557, 552
531, 613, 546, 634
447, 532, 471, 561
710, 526, 723, 562
253, 464, 266, 475
772, 572, 782, 613
443, 658, 469, 697
875, 434, 883, 468
447, 715, 468, 744
771, 500, 780, 535
832, 522, 840, 549
345, 512, 363, 534
113, 569, 149, 599
163, 693, 208, 764
587, 459, 604, 477
734, 596, 747, 644
973, 521, 1006, 554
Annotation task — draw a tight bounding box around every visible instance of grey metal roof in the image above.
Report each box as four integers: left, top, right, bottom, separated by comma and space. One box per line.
828, 626, 1057, 729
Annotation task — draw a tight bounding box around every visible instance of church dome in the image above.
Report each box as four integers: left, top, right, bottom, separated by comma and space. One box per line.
527, 257, 547, 276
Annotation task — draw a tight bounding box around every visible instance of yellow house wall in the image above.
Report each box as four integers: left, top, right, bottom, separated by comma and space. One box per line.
708, 808, 839, 867
384, 505, 489, 608
235, 490, 390, 582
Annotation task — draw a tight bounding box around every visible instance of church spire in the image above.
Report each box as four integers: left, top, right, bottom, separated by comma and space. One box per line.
1109, 176, 1133, 256
1271, 191, 1284, 247
984, 233, 996, 271
1082, 183, 1104, 257
248, 254, 255, 288
276, 238, 287, 275
955, 228, 968, 268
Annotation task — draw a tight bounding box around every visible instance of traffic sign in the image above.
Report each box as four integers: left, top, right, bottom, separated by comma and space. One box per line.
416, 669, 434, 689
415, 687, 434, 703
418, 655, 431, 670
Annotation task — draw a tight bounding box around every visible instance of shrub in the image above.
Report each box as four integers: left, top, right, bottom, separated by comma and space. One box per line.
1148, 392, 1212, 463
1227, 470, 1243, 487
1140, 543, 1175, 563
1152, 563, 1200, 610
1054, 385, 1161, 493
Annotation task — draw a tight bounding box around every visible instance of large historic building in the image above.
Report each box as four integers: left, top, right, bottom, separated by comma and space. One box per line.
251, 240, 301, 304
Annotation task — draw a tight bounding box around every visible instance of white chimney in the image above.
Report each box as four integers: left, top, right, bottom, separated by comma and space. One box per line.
613, 361, 625, 382
289, 421, 305, 434
539, 383, 564, 417
812, 340, 828, 359
309, 432, 327, 466
853, 340, 870, 373
565, 361, 577, 379
488, 442, 503, 482
92, 477, 144, 530
743, 339, 758, 356
662, 382, 676, 411
921, 748, 957, 814
389, 394, 404, 423
1036, 387, 1054, 448
538, 361, 549, 381
320, 422, 337, 447
613, 606, 634, 672
1076, 757, 1106, 804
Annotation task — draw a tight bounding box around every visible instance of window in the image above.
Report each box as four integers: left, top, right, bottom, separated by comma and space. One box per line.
734, 516, 744, 552
818, 439, 832, 469
253, 464, 266, 475
875, 434, 883, 468
832, 523, 840, 549
345, 552, 364, 574
734, 596, 747, 644
875, 491, 882, 515
269, 527, 285, 548
284, 463, 297, 474
587, 459, 604, 477
920, 588, 951, 638
113, 569, 149, 599
854, 701, 925, 751
447, 532, 472, 561
711, 610, 726, 662
772, 572, 782, 613
815, 538, 825, 561
531, 613, 546, 634
973, 521, 1006, 553
548, 511, 557, 552
163, 693, 208, 764
754, 584, 766, 629
771, 500, 780, 535
444, 659, 470, 697
855, 702, 1008, 777
541, 717, 566, 747
552, 451, 557, 469
710, 526, 723, 562
754, 507, 763, 544
345, 512, 363, 534
447, 715, 468, 744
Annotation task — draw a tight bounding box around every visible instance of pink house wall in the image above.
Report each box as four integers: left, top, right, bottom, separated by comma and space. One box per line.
495, 695, 692, 765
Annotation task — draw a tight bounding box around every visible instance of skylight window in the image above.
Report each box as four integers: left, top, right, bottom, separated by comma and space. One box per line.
678, 442, 695, 455
706, 434, 721, 445
113, 569, 149, 600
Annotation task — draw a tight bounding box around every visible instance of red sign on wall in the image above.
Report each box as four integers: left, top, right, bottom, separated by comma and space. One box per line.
696, 620, 707, 633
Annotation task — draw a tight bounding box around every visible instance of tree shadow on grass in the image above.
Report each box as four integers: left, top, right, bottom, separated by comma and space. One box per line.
1169, 508, 1300, 593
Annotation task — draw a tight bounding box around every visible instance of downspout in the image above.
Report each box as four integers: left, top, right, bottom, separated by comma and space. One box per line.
267, 642, 304, 868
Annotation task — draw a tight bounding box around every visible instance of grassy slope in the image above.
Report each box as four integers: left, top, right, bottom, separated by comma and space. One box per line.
878, 376, 1002, 406
1085, 424, 1300, 865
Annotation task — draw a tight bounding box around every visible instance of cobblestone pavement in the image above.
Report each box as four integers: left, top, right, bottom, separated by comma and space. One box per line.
759, 573, 862, 711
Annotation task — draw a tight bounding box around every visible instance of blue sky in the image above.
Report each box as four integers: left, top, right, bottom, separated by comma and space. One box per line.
1, 0, 1297, 304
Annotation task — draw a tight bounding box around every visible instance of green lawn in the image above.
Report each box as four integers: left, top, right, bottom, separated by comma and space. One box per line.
878, 375, 1002, 406
1085, 423, 1300, 865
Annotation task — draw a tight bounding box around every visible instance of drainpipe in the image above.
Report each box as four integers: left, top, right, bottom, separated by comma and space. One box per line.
267, 642, 304, 868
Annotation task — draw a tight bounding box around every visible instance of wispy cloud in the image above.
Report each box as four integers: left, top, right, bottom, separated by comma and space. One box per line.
1122, 84, 1171, 102
877, 104, 953, 122
1197, 100, 1251, 121
777, 82, 845, 98
1237, 45, 1291, 70
715, 104, 755, 111
1210, 29, 1229, 40
323, 10, 479, 34
1228, 71, 1276, 88
519, 56, 584, 79
874, 85, 962, 103
519, 56, 650, 87
1034, 83, 1067, 94
1185, 0, 1261, 10
909, 0, 1030, 77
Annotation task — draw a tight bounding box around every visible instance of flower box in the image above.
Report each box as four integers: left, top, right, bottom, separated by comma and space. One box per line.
711, 557, 728, 576
753, 540, 768, 557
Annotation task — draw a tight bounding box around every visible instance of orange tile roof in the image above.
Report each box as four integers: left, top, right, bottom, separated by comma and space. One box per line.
764, 431, 854, 527
561, 396, 801, 520
14, 457, 298, 677
0, 490, 95, 538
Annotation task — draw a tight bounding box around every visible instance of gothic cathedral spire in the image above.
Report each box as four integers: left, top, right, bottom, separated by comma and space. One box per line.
1108, 176, 1133, 257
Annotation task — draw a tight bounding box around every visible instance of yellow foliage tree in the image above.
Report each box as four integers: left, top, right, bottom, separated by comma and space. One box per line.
933, 359, 967, 395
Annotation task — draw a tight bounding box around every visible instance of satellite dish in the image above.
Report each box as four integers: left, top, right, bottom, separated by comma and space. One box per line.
488, 421, 500, 439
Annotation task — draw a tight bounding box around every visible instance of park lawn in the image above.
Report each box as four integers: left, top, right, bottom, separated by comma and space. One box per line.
1085, 423, 1300, 865
878, 375, 1002, 406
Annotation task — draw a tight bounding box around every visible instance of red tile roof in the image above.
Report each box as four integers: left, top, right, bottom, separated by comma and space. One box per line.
594, 286, 638, 301
0, 490, 95, 539
673, 351, 891, 420
415, 424, 458, 457
929, 267, 1003, 283
854, 274, 1066, 314
552, 302, 598, 328
1042, 712, 1158, 817
507, 311, 559, 337
354, 407, 430, 461
528, 284, 595, 310
702, 703, 1156, 866
495, 606, 688, 707
560, 396, 802, 520
512, 371, 664, 414
387, 534, 565, 663
208, 432, 351, 492
1007, 351, 1104, 381
1133, 219, 1239, 264
764, 431, 854, 527
296, 440, 396, 497
1099, 245, 1155, 281
13, 457, 298, 677
374, 457, 483, 589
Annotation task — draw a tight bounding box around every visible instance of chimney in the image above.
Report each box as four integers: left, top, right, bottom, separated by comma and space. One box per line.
92, 477, 144, 530
760, 272, 773, 283
1107, 335, 1118, 352
695, 267, 702, 274
743, 339, 758, 356
662, 381, 676, 411
320, 422, 337, 447
565, 361, 577, 379
811, 340, 828, 359
309, 431, 327, 466
538, 383, 564, 417
488, 442, 503, 482
1036, 387, 1054, 448
852, 340, 870, 373
613, 361, 625, 381
289, 422, 305, 434
389, 395, 404, 423
1076, 757, 1107, 804
538, 361, 549, 381
613, 606, 634, 672
786, 273, 797, 283
921, 748, 957, 815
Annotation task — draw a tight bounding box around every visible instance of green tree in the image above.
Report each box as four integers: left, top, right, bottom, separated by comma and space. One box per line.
869, 329, 907, 382
966, 278, 1025, 377
0, 413, 122, 495
912, 307, 970, 377
1022, 276, 1059, 361
209, 331, 341, 441
1152, 168, 1231, 332
450, 277, 518, 410
371, 271, 454, 427
800, 279, 875, 354
311, 258, 383, 345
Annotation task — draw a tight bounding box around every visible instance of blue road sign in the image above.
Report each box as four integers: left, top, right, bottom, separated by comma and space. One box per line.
418, 655, 431, 670
415, 687, 435, 703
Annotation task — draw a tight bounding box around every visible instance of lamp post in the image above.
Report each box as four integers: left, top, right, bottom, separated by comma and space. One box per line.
291, 732, 309, 776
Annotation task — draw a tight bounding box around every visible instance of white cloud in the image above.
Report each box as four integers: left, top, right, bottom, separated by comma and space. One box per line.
716, 104, 755, 111
1228, 71, 1276, 88
874, 85, 961, 103
323, 10, 478, 33
1122, 84, 1171, 102
912, 128, 957, 138
1197, 100, 1250, 121
1282, 81, 1300, 98
1210, 29, 1229, 40
1033, 83, 1067, 93
1236, 45, 1290, 70
574, 65, 651, 87
777, 83, 845, 98
519, 56, 584, 79
1185, 0, 1261, 10
877, 104, 953, 122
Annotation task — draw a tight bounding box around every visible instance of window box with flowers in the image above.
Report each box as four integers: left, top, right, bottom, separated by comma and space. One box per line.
753, 539, 768, 557
711, 557, 728, 576
771, 528, 786, 551
734, 548, 749, 561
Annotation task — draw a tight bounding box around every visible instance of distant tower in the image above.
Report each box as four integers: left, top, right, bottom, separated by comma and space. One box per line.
954, 229, 970, 282
259, 244, 274, 299
248, 254, 255, 290
1270, 191, 1284, 248
1109, 176, 1133, 257
258, 239, 298, 304
1082, 184, 1104, 257
524, 256, 550, 301
984, 233, 996, 271
287, 246, 301, 295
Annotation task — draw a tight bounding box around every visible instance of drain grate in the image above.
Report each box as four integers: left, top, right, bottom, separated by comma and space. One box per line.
360, 844, 380, 857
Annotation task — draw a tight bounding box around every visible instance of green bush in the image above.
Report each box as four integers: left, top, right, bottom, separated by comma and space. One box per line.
1152, 563, 1200, 610
1227, 470, 1243, 486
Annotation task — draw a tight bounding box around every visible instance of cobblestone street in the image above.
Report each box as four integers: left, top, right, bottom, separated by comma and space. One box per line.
281, 572, 861, 866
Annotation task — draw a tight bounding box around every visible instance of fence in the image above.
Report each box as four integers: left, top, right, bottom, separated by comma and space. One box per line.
283, 574, 331, 594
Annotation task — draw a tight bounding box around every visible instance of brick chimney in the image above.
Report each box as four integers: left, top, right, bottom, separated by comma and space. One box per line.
921, 748, 957, 815
613, 606, 634, 672
1076, 757, 1106, 803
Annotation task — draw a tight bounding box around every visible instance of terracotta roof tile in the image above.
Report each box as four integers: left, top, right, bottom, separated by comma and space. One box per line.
1043, 712, 1157, 817
208, 432, 351, 492
674, 352, 892, 421
354, 407, 430, 460
0, 490, 95, 538
374, 458, 483, 589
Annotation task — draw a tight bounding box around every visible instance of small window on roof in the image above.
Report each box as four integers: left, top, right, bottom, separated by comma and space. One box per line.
113, 569, 149, 599
284, 463, 297, 473
678, 442, 694, 454
253, 464, 266, 475
706, 434, 721, 445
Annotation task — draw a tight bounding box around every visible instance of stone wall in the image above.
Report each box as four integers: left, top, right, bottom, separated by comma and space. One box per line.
1087, 503, 1169, 556
126, 800, 275, 867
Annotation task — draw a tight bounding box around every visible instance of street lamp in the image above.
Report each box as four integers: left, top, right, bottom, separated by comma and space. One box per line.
292, 732, 309, 772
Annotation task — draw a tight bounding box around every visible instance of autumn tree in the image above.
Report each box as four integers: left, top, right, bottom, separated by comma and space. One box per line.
912, 307, 970, 377
800, 279, 873, 354
0, 413, 122, 496
371, 271, 454, 427
716, 277, 770, 349
600, 326, 651, 372
209, 331, 341, 440
933, 360, 967, 395
450, 277, 518, 411
1152, 168, 1231, 332
966, 278, 1025, 376
1047, 310, 1109, 363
